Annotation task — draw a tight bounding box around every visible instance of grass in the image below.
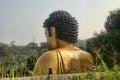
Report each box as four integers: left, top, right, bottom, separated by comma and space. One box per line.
0, 51, 120, 80
72, 50, 120, 80
0, 64, 120, 80
72, 71, 120, 80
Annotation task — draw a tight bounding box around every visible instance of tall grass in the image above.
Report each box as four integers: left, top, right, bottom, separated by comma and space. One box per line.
0, 62, 31, 78
72, 49, 120, 80
0, 50, 120, 80
1, 59, 120, 80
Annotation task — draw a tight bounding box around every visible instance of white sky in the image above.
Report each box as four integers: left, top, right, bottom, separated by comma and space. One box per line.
0, 0, 120, 45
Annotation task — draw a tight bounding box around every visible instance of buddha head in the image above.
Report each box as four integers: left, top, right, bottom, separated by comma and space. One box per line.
43, 10, 79, 50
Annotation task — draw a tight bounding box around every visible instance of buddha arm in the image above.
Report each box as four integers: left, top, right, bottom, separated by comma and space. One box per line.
33, 51, 58, 76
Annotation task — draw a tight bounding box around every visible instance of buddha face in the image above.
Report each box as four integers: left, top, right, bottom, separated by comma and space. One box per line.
45, 27, 57, 50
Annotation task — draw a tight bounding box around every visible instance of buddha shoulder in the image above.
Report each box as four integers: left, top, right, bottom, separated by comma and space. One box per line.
33, 50, 58, 75
71, 49, 93, 62
38, 50, 58, 63
72, 48, 92, 55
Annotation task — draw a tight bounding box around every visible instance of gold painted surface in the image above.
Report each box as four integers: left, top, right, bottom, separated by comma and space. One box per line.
33, 27, 93, 76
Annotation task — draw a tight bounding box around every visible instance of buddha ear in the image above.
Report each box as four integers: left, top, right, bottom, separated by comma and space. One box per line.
50, 27, 56, 37
50, 27, 57, 49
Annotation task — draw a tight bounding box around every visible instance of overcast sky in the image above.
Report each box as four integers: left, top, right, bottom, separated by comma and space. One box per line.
0, 0, 120, 45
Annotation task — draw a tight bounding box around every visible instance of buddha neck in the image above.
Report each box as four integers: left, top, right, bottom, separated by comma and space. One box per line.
57, 39, 75, 48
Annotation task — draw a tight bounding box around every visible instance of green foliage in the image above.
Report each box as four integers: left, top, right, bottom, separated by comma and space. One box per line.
72, 64, 120, 80
26, 42, 38, 48
105, 8, 120, 52
0, 8, 120, 79
72, 72, 96, 80
0, 41, 47, 78
26, 55, 37, 76
72, 8, 120, 80
0, 41, 120, 79
86, 31, 118, 68
86, 9, 120, 68
105, 9, 120, 32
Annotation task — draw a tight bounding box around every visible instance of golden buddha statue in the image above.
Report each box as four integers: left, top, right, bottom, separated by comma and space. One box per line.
33, 10, 94, 75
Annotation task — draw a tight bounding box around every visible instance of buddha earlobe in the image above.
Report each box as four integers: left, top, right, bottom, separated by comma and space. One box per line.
50, 27, 56, 37
50, 27, 57, 49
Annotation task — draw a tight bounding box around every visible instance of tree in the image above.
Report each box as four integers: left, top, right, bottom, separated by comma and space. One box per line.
0, 42, 6, 56
105, 9, 120, 32
86, 32, 117, 68
105, 9, 120, 60
37, 42, 48, 56
86, 9, 120, 68
26, 55, 37, 76
40, 42, 47, 48
26, 42, 38, 49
